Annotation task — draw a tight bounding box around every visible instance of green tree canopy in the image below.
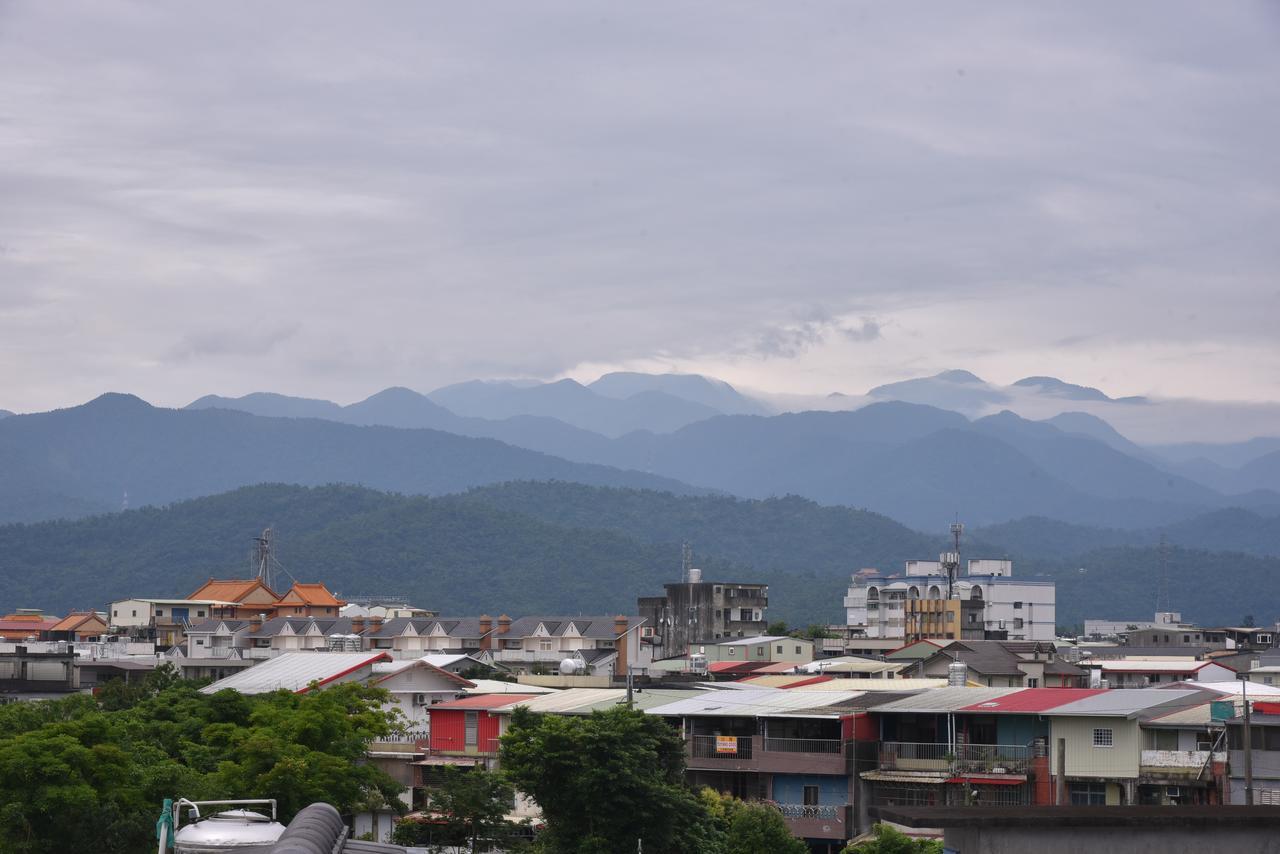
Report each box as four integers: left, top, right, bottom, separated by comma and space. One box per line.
500, 706, 722, 854
394, 766, 517, 853
843, 823, 943, 854
700, 789, 807, 854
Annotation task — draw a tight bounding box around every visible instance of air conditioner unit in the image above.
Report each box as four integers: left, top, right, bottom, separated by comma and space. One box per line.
413, 693, 429, 705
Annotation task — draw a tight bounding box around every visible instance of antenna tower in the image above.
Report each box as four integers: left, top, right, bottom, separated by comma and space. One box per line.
254, 528, 275, 592
681, 542, 693, 583
942, 521, 964, 599
1155, 533, 1171, 614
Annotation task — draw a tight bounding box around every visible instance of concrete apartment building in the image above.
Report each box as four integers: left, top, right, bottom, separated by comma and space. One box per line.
844, 559, 1056, 642
638, 571, 769, 658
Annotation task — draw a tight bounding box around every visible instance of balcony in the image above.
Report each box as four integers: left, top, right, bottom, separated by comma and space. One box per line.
777, 804, 848, 841
429, 736, 502, 757
686, 735, 848, 774
1140, 750, 1224, 778
877, 742, 1029, 776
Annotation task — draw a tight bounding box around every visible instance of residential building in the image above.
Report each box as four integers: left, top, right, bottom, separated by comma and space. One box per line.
362, 616, 488, 657
638, 576, 769, 658
472, 614, 650, 678
1079, 658, 1237, 689
1226, 700, 1280, 804
909, 641, 1086, 688
47, 611, 108, 642
108, 598, 236, 647
1083, 611, 1184, 640
692, 635, 816, 664
370, 659, 478, 740
187, 578, 282, 619
0, 610, 61, 641
244, 616, 360, 658
425, 694, 538, 769
273, 583, 346, 618
844, 560, 1055, 642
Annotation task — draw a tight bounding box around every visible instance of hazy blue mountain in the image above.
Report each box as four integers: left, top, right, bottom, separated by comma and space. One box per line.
1146, 437, 1280, 468
0, 409, 12, 419
972, 410, 1219, 504
338, 386, 457, 428
587, 372, 770, 415
1013, 376, 1109, 402
867, 369, 1010, 412
187, 392, 345, 419
1153, 447, 1280, 496
975, 507, 1280, 560
1044, 411, 1151, 459
427, 378, 723, 436
0, 394, 706, 524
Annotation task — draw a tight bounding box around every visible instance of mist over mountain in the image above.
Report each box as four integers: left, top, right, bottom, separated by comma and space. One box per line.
587, 372, 771, 416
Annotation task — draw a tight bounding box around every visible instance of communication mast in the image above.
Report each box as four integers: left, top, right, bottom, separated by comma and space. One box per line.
253, 528, 275, 592
1155, 533, 1171, 615
941, 521, 964, 599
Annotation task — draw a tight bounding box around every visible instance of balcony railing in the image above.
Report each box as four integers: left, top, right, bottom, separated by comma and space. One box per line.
878, 742, 1030, 775
777, 804, 843, 820
430, 736, 502, 756
1140, 749, 1223, 772
763, 737, 843, 755
690, 735, 753, 759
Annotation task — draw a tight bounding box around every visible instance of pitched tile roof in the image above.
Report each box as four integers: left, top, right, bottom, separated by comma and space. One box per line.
247, 616, 357, 639
49, 612, 105, 633
277, 583, 344, 607
188, 578, 280, 603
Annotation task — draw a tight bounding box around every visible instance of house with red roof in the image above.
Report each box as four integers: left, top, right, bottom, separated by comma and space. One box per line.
275, 582, 345, 618
0, 610, 62, 641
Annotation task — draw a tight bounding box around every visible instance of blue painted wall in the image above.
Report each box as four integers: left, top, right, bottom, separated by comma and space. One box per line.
770, 774, 848, 805
995, 715, 1048, 746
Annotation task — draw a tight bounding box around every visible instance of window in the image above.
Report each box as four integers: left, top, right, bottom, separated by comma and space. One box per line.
538, 640, 553, 651
197, 610, 206, 618
1164, 634, 1170, 643
803, 785, 820, 806
1027, 678, 1038, 688
464, 711, 478, 746
1069, 782, 1106, 806
715, 609, 722, 619
795, 646, 802, 654
755, 646, 764, 656
132, 610, 137, 617
641, 627, 654, 637
714, 587, 722, 595
776, 645, 783, 654
113, 610, 118, 617
1013, 601, 1023, 610
1183, 635, 1190, 643
155, 609, 164, 616
1092, 728, 1114, 748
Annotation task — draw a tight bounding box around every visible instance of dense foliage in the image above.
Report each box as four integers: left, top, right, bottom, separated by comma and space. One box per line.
0, 481, 1275, 627
501, 706, 722, 854
0, 670, 403, 854
842, 823, 943, 853
392, 766, 523, 852
699, 789, 808, 854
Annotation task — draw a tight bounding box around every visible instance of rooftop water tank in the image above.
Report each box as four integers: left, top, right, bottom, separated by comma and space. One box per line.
559, 657, 584, 675
947, 661, 968, 687
174, 809, 285, 852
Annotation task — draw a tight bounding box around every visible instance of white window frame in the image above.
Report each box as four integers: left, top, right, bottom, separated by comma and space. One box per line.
1092, 728, 1114, 748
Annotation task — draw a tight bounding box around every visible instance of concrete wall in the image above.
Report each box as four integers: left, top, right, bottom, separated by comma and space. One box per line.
1050, 717, 1140, 779
943, 825, 1280, 854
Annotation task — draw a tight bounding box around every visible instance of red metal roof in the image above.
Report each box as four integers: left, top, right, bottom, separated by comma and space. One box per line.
707, 661, 770, 674
428, 694, 538, 711
957, 688, 1107, 713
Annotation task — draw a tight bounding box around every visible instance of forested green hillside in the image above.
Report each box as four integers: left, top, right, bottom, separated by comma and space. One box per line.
0, 482, 1275, 629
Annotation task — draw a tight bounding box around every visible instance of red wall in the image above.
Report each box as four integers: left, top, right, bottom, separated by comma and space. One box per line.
843, 712, 877, 741
429, 708, 502, 753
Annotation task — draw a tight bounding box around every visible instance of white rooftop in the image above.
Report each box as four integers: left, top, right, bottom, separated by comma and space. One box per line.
642, 687, 865, 719
463, 679, 558, 695
199, 651, 388, 695
710, 635, 797, 647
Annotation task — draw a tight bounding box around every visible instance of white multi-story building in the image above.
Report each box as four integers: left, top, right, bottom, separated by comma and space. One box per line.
844, 559, 1056, 642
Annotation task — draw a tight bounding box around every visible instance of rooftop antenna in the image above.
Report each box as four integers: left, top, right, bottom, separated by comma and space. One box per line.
1155, 533, 1171, 615
254, 528, 275, 592
121, 490, 129, 512
943, 520, 964, 599
681, 541, 693, 583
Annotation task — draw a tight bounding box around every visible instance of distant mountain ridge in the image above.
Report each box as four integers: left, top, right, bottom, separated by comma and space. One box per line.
0, 393, 705, 523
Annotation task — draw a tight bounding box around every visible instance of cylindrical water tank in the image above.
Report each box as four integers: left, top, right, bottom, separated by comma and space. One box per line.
688, 567, 702, 584
947, 661, 968, 687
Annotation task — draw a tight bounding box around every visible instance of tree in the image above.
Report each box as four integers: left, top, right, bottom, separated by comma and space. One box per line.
842, 823, 943, 854
394, 767, 516, 853
767, 620, 790, 636
700, 789, 806, 854
1243, 615, 1256, 628
501, 706, 722, 854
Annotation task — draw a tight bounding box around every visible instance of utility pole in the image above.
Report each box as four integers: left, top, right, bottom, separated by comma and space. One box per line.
1056, 738, 1067, 806
1241, 674, 1255, 805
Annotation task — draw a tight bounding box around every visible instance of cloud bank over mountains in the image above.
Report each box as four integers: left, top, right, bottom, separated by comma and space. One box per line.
1, 2, 1277, 412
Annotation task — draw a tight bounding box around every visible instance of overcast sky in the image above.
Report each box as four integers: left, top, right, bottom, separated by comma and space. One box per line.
1, 1, 1278, 413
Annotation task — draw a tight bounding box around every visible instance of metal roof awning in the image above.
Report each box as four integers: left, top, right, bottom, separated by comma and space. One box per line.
946, 776, 1027, 786
860, 771, 951, 784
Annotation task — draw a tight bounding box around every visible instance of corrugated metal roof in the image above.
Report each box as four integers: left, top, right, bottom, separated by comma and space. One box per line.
429, 694, 538, 711
462, 679, 558, 695
1171, 680, 1280, 697
740, 675, 834, 689
642, 688, 865, 719
796, 678, 950, 692
799, 658, 904, 675
1145, 700, 1238, 727
1047, 688, 1206, 719
495, 688, 626, 714
957, 688, 1107, 714
1095, 660, 1223, 673
199, 651, 389, 695
867, 687, 1024, 713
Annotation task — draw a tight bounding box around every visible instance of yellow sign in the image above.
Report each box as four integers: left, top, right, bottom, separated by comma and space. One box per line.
715, 736, 738, 754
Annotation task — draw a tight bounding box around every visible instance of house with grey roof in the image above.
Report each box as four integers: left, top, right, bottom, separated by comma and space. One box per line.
909, 640, 1087, 688
468, 614, 651, 678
